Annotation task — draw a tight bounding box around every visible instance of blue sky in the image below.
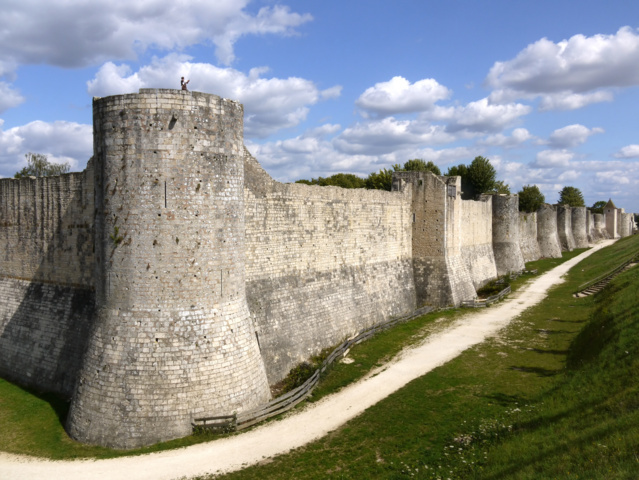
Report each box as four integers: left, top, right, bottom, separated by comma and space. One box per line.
1, 0, 638, 212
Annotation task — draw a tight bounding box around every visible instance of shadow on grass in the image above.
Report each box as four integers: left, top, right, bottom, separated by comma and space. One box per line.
9, 379, 70, 426
482, 416, 636, 480
483, 392, 528, 407
534, 328, 573, 335
509, 366, 561, 377
526, 347, 570, 356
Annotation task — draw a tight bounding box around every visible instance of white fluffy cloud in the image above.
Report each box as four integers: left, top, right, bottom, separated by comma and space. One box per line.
0, 1, 311, 69
333, 118, 454, 155
532, 149, 575, 168
546, 124, 604, 149
0, 120, 92, 177
486, 27, 639, 109
479, 128, 532, 148
88, 55, 341, 138
355, 76, 451, 117
613, 145, 639, 159
0, 82, 24, 113
428, 98, 531, 134
538, 91, 613, 111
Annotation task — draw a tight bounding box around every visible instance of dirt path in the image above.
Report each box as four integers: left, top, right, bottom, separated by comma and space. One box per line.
0, 241, 614, 480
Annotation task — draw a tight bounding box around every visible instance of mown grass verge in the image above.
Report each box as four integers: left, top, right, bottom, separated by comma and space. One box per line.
203, 236, 639, 479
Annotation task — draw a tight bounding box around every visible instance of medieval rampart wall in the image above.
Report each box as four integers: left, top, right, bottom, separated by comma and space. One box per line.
537, 204, 562, 258
0, 167, 95, 396
556, 205, 576, 251
0, 167, 94, 286
244, 152, 416, 384
492, 195, 525, 275
594, 214, 609, 239
571, 207, 589, 248
518, 212, 541, 263
620, 213, 632, 237
460, 196, 497, 288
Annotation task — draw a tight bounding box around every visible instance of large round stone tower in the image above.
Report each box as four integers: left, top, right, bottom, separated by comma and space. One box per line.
67, 89, 271, 449
491, 195, 525, 276
571, 206, 589, 248
536, 204, 562, 258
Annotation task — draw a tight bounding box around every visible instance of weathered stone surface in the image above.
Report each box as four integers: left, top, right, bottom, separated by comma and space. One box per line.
536, 204, 562, 258
461, 196, 497, 289
492, 195, 525, 275
0, 277, 94, 397
394, 172, 475, 307
594, 213, 609, 239
244, 152, 416, 384
519, 212, 541, 263
67, 90, 271, 449
571, 206, 589, 248
556, 205, 576, 251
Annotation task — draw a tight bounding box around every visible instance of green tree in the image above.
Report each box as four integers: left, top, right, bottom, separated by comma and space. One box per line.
445, 164, 472, 199
488, 180, 511, 195
558, 186, 585, 207
590, 200, 606, 214
403, 159, 441, 175
14, 153, 70, 179
446, 157, 498, 199
518, 184, 545, 213
365, 168, 395, 191
467, 156, 497, 195
295, 173, 366, 189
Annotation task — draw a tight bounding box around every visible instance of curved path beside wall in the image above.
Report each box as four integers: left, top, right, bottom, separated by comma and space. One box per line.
0, 240, 615, 480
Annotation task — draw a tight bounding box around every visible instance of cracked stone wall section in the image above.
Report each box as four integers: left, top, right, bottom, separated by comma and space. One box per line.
244, 151, 416, 384
0, 166, 94, 396
571, 206, 589, 248
67, 89, 270, 450
536, 204, 562, 259
460, 195, 497, 289
556, 205, 576, 251
394, 172, 475, 307
518, 212, 541, 263
594, 213, 610, 240
620, 212, 633, 237
492, 195, 525, 276
605, 205, 619, 238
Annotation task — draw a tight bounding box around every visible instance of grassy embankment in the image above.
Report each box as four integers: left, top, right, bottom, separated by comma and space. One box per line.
0, 236, 637, 477
211, 235, 639, 479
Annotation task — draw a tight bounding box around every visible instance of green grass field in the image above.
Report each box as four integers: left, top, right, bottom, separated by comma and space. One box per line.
1, 235, 638, 479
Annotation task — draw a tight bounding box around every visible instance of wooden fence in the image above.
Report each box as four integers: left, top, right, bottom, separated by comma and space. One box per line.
193, 305, 435, 432
461, 285, 511, 308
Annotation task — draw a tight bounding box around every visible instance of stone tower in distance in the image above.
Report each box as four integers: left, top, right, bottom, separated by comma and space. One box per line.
67, 89, 271, 449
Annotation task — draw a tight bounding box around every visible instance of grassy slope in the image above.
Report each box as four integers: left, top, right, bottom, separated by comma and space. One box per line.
213, 236, 639, 479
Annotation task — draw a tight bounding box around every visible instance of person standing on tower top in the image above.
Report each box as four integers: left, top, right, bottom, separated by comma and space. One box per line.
181, 77, 190, 90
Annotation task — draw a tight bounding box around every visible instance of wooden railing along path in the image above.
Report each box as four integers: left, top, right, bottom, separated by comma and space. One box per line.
193, 305, 435, 433
573, 254, 638, 298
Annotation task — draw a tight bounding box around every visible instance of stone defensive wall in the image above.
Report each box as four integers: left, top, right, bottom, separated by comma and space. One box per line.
556, 205, 576, 251
1, 88, 635, 449
492, 195, 525, 276
518, 212, 541, 263
571, 207, 589, 249
536, 204, 562, 258
0, 167, 95, 396
594, 213, 609, 239
243, 151, 416, 384
460, 196, 497, 289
